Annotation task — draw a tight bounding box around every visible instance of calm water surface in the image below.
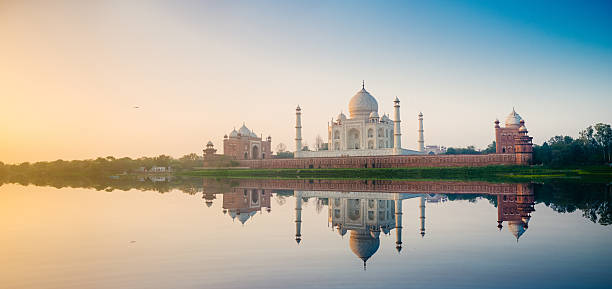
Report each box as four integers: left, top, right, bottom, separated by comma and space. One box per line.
1, 178, 611, 289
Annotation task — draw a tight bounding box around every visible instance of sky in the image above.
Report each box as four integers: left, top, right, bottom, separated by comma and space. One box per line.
1, 0, 611, 163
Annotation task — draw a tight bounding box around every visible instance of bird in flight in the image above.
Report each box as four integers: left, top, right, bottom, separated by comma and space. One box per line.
133, 106, 140, 109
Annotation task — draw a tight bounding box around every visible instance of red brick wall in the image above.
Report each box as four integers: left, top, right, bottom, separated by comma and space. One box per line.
237, 153, 518, 169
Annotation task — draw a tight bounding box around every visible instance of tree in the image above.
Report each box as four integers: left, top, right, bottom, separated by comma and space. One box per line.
593, 123, 612, 162
315, 135, 323, 151
482, 141, 496, 154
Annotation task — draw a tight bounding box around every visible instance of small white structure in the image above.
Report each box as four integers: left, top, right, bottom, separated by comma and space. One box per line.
149, 166, 171, 173
295, 83, 423, 158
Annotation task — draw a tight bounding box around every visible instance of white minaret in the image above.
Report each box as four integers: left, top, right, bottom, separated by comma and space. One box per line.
419, 196, 426, 237
418, 112, 425, 152
295, 106, 303, 153
393, 97, 402, 154
295, 191, 303, 244
394, 193, 403, 252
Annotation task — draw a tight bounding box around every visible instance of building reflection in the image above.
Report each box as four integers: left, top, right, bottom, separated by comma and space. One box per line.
201, 178, 535, 267
294, 191, 428, 269
222, 188, 271, 224
497, 183, 536, 241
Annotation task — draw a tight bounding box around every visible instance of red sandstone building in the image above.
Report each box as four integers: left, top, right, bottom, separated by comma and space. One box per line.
494, 108, 534, 164
223, 124, 272, 160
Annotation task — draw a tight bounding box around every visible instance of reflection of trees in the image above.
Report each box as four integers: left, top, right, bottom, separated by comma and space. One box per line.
1, 173, 610, 226
0, 173, 204, 195
535, 183, 611, 226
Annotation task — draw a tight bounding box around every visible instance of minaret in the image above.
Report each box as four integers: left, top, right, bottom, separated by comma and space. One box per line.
393, 97, 402, 154
295, 191, 303, 244
295, 106, 303, 154
419, 196, 426, 237
394, 193, 403, 252
418, 112, 425, 152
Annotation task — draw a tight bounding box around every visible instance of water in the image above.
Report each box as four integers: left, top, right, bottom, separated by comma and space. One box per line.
1, 178, 610, 289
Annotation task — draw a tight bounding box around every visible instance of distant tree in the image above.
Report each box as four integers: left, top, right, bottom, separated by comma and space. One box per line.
445, 146, 479, 155
276, 143, 287, 153
482, 141, 496, 154
275, 151, 294, 159
315, 135, 323, 151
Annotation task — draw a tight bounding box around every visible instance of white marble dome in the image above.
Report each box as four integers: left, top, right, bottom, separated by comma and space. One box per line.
349, 88, 378, 119
505, 108, 523, 127
349, 230, 380, 263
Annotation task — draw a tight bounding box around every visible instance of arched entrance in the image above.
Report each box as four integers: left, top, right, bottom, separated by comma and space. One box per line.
251, 145, 259, 159
348, 128, 361, 149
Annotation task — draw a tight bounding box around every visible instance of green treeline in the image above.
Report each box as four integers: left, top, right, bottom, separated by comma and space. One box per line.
533, 123, 612, 166
0, 154, 206, 181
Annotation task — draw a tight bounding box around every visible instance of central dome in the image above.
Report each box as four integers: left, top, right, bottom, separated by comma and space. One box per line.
349, 88, 378, 119
349, 230, 380, 263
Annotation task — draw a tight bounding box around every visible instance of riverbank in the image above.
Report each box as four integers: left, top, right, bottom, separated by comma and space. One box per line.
184, 165, 612, 183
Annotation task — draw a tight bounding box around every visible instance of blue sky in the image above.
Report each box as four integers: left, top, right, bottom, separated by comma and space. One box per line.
1, 0, 611, 162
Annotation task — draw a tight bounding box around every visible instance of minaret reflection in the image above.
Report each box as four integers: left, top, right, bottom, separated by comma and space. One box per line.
394, 193, 403, 252
295, 191, 302, 244
419, 196, 426, 237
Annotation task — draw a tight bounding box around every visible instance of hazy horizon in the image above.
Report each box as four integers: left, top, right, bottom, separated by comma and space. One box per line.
2, 1, 611, 164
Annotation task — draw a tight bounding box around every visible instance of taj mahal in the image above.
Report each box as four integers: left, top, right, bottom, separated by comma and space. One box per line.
294, 82, 425, 158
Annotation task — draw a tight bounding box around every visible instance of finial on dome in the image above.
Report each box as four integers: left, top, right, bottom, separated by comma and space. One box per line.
362, 80, 365, 89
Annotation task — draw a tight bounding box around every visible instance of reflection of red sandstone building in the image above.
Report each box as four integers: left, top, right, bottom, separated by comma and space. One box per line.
222, 188, 272, 224
497, 183, 535, 241
223, 123, 272, 160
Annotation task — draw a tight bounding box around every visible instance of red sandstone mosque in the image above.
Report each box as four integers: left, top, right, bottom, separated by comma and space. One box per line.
222, 123, 272, 160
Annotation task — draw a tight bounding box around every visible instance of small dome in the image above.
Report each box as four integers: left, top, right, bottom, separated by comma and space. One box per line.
505, 108, 523, 127
229, 129, 238, 138
369, 111, 379, 119
349, 87, 378, 119
337, 112, 347, 121
381, 114, 391, 122
519, 125, 528, 133
207, 141, 213, 146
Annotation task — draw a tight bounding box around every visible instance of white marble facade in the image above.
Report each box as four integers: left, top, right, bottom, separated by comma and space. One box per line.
295, 84, 422, 158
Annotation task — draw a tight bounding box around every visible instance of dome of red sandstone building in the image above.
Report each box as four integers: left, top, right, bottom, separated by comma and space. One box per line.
505, 108, 523, 127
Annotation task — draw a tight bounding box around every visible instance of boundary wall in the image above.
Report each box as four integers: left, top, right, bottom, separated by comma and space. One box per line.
237, 153, 520, 169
